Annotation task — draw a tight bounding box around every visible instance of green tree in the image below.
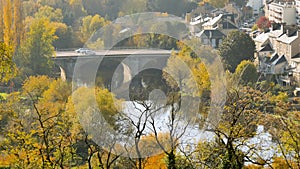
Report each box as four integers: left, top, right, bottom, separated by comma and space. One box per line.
80, 14, 107, 42
13, 0, 23, 51
121, 0, 147, 15
204, 0, 229, 8
34, 5, 64, 22
20, 18, 57, 76
69, 0, 87, 18
22, 0, 39, 17
234, 60, 258, 85
51, 22, 73, 49
218, 30, 255, 72
147, 0, 197, 17
82, 0, 122, 20
230, 0, 248, 7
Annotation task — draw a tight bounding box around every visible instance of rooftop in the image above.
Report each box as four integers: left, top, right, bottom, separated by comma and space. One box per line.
259, 44, 273, 52
196, 29, 225, 38
277, 31, 298, 44
202, 14, 223, 27
271, 54, 287, 65
254, 32, 270, 43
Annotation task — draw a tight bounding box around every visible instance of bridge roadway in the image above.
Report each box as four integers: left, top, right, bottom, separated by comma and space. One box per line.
54, 49, 175, 58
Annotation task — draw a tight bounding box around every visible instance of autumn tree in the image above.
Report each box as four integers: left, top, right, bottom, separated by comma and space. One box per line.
262, 101, 300, 168
119, 101, 157, 169
13, 0, 23, 50
0, 42, 17, 82
0, 0, 4, 41
256, 16, 271, 32
218, 30, 255, 72
163, 39, 214, 122
68, 86, 124, 168
3, 0, 13, 46
163, 41, 211, 97
182, 86, 275, 169
1, 76, 80, 168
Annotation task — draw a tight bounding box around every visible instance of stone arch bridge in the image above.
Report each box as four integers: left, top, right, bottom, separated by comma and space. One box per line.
52, 49, 174, 97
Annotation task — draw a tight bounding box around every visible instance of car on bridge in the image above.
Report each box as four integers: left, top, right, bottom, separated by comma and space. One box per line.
75, 48, 89, 53
82, 50, 96, 55
75, 48, 96, 55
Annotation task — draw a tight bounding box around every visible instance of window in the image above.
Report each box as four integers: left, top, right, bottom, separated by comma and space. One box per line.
212, 39, 216, 48
203, 39, 209, 45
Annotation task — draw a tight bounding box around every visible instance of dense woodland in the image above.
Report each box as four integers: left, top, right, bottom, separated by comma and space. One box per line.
1, 0, 300, 169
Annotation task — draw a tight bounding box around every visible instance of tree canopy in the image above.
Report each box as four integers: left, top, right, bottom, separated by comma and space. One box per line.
218, 30, 255, 72
0, 42, 17, 82
235, 60, 258, 85
256, 16, 271, 31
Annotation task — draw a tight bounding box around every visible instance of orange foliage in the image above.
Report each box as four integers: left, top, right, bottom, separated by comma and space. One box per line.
0, 154, 14, 166
144, 153, 167, 169
271, 157, 298, 169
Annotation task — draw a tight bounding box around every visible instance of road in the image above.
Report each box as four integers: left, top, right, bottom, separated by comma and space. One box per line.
54, 49, 175, 58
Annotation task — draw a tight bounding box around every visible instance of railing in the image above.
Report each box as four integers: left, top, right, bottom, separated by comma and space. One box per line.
56, 46, 178, 51
55, 48, 78, 51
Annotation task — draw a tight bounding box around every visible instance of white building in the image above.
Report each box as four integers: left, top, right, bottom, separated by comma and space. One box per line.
247, 0, 263, 15
267, 1, 297, 25
296, 0, 300, 24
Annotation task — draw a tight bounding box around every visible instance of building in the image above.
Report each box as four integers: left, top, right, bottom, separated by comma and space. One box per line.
254, 24, 300, 85
189, 13, 238, 48
247, 0, 263, 16
266, 0, 297, 25
195, 29, 225, 48
204, 14, 238, 35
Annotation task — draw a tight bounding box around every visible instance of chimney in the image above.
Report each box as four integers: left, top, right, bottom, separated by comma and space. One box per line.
271, 22, 280, 31
185, 13, 191, 24
281, 23, 287, 34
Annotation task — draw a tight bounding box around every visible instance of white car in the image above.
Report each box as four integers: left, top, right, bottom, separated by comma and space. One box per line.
82, 50, 96, 55
75, 48, 89, 53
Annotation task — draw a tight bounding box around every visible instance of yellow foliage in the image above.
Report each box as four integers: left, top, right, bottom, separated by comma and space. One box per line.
22, 75, 53, 98
244, 164, 264, 169
271, 157, 298, 169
